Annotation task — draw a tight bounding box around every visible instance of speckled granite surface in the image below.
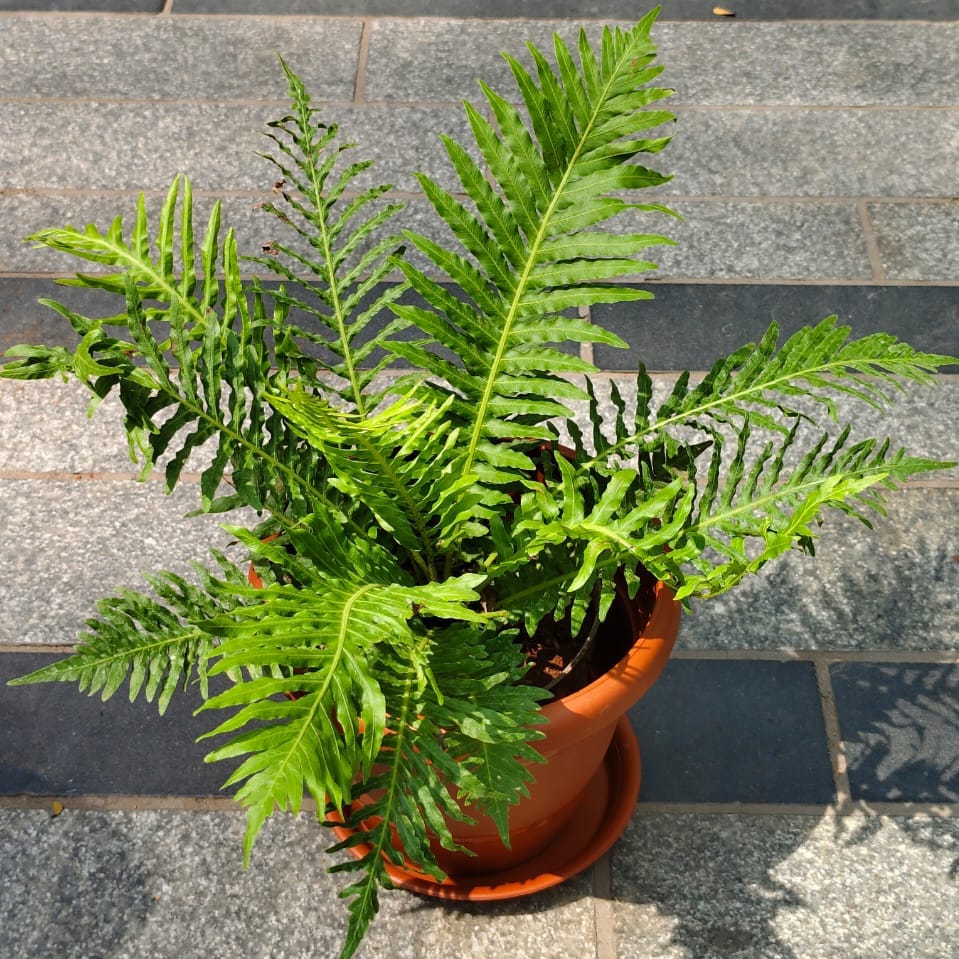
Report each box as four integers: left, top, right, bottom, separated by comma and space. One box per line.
1, 7, 957, 958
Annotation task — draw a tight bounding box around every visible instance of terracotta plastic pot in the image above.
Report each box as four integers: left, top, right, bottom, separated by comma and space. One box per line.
330, 577, 681, 900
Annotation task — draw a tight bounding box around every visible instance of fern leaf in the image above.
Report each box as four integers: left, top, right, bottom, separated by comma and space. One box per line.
328, 621, 544, 959
602, 317, 956, 464
6, 559, 240, 714
270, 388, 486, 577
393, 15, 678, 492
249, 56, 411, 414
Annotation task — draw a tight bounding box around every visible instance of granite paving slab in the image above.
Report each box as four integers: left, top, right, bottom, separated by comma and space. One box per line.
831, 661, 959, 803
0, 807, 597, 959
0, 102, 473, 194
591, 283, 959, 370
0, 15, 363, 101
629, 660, 836, 804
0, 192, 881, 284
364, 19, 959, 107
164, 0, 959, 18
0, 479, 254, 645
868, 201, 959, 283
0, 652, 235, 796
660, 108, 959, 199
1, 652, 835, 803
612, 812, 959, 959
643, 200, 875, 281
0, 1, 161, 9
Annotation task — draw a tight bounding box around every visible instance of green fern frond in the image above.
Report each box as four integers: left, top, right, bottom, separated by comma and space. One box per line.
657, 421, 950, 601
6, 557, 244, 714
490, 451, 693, 634
270, 388, 487, 578
198, 523, 495, 865
328, 622, 544, 959
2, 178, 339, 519
588, 317, 956, 466
248, 56, 411, 413
390, 13, 678, 489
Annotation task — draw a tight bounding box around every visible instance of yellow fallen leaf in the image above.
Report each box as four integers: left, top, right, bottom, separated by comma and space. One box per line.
51, 801, 64, 817
713, 6, 736, 14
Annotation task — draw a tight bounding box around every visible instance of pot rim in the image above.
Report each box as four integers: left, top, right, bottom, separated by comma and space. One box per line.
540, 578, 679, 736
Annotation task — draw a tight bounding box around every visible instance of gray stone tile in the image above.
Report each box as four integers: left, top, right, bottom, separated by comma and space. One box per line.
1, 1, 160, 8
592, 284, 959, 372
0, 15, 362, 101
1, 651, 237, 795
0, 479, 253, 644
644, 201, 873, 281
657, 22, 959, 107
0, 379, 135, 472
167, 0, 959, 17
364, 19, 617, 103
0, 102, 470, 194
0, 102, 276, 192
868, 202, 959, 283
612, 812, 959, 959
664, 108, 959, 199
832, 662, 959, 803
364, 20, 959, 108
673, 488, 959, 652
0, 808, 597, 959
631, 660, 835, 804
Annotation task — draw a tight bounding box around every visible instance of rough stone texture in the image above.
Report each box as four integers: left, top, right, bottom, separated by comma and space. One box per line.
656, 21, 959, 107
0, 16, 363, 101
363, 20, 959, 108
868, 202, 959, 283
662, 108, 959, 199
164, 0, 959, 18
0, 479, 253, 644
647, 201, 874, 281
612, 812, 959, 959
0, 379, 147, 473
364, 20, 617, 103
832, 662, 959, 803
0, 808, 597, 959
0, 102, 471, 194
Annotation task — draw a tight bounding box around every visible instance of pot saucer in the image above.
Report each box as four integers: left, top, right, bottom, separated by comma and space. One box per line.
344, 716, 641, 902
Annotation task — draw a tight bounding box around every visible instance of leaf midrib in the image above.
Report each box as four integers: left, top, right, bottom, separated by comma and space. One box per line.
462, 36, 644, 478
585, 356, 919, 468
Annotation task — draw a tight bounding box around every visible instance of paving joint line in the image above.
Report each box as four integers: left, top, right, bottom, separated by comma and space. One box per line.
671, 649, 959, 664
4, 645, 956, 661
634, 800, 959, 817
591, 851, 616, 959
354, 18, 372, 104
813, 657, 853, 805
2, 794, 956, 818
858, 198, 889, 283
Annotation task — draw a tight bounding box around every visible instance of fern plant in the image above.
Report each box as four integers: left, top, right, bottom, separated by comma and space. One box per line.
3, 13, 955, 957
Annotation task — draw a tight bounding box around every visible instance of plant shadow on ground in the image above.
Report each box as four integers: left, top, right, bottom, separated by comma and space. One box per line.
676, 512, 959, 654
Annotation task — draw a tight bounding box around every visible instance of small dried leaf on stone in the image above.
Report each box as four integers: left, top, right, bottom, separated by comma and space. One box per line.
51, 801, 64, 817
713, 6, 736, 14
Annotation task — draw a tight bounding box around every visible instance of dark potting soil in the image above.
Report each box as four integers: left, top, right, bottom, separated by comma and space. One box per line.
519, 567, 657, 699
